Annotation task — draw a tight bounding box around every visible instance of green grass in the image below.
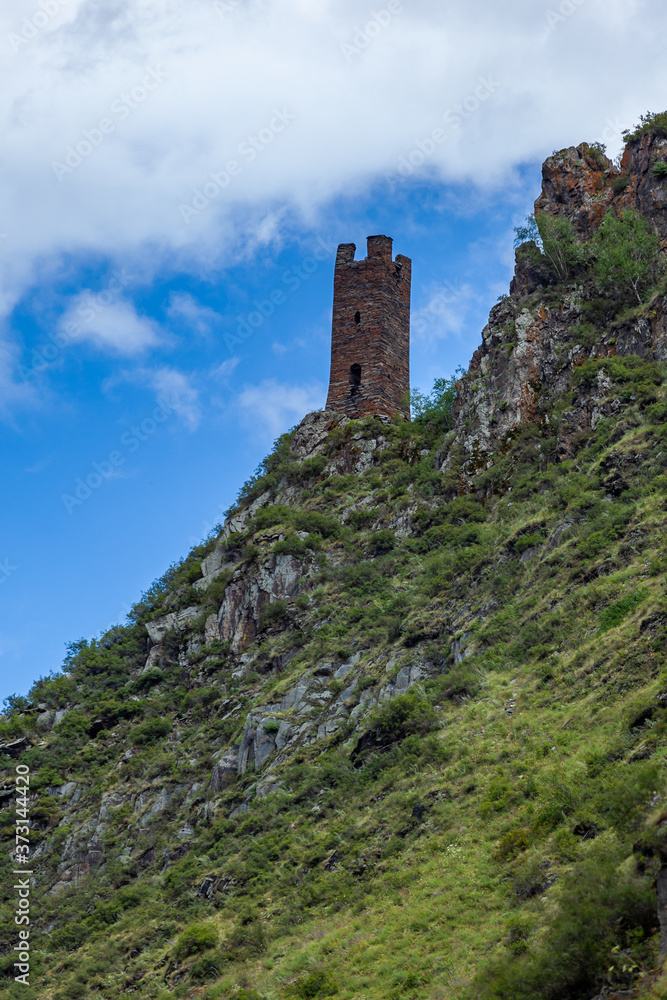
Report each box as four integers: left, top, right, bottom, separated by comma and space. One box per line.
2, 331, 667, 1000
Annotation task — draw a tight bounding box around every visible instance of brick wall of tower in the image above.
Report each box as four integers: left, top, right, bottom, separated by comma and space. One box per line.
325, 235, 411, 419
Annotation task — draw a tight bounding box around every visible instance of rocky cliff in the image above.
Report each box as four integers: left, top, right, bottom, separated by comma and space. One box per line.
3, 115, 667, 1000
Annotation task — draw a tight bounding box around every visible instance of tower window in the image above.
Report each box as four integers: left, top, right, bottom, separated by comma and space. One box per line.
349, 363, 361, 395
354, 311, 361, 324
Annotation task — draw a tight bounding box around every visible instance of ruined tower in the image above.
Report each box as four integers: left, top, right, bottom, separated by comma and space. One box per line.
325, 235, 411, 419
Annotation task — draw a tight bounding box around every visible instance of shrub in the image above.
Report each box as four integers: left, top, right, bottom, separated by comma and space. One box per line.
410, 372, 462, 430
598, 590, 647, 632
514, 212, 588, 280
261, 600, 290, 629
54, 711, 90, 738
367, 529, 395, 555
130, 716, 171, 745
222, 918, 266, 961
653, 159, 667, 179
190, 953, 223, 982
373, 691, 439, 740
174, 923, 218, 960
473, 838, 655, 1000
290, 968, 338, 999
494, 827, 531, 861
130, 667, 164, 692
593, 208, 664, 303
623, 110, 667, 142
347, 508, 376, 530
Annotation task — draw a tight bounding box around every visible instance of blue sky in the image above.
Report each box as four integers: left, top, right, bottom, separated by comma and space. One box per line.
2, 0, 666, 701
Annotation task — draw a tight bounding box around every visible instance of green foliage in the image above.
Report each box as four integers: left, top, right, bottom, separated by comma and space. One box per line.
622, 109, 667, 142
593, 208, 664, 303
410, 371, 462, 430
514, 212, 588, 280
573, 355, 664, 405
261, 600, 290, 629
54, 710, 90, 738
174, 923, 218, 960
653, 159, 667, 179
251, 504, 340, 539
372, 691, 439, 740
130, 667, 164, 692
598, 589, 648, 632
474, 838, 655, 1000
289, 968, 338, 999
493, 827, 531, 861
587, 141, 608, 169
367, 529, 395, 555
130, 716, 172, 745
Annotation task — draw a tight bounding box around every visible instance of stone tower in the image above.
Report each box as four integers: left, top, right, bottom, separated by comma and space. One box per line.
325, 235, 411, 419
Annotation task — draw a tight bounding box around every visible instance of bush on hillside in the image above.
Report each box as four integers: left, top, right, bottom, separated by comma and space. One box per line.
514, 212, 589, 280
593, 208, 664, 304
410, 371, 463, 430
623, 110, 667, 142
174, 922, 218, 960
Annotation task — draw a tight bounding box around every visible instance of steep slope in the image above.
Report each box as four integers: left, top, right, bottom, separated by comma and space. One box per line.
3, 116, 667, 1000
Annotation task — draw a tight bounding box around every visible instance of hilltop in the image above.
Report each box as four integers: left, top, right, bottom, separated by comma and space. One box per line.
3, 113, 667, 1000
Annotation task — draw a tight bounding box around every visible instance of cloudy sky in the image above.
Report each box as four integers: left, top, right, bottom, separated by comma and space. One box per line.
1, 0, 666, 699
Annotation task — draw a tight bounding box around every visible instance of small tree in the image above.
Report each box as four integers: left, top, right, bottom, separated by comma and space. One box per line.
514, 212, 588, 280
593, 208, 664, 304
410, 370, 463, 429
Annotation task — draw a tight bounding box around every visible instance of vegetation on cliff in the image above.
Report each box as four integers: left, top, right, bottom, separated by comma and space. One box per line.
3, 116, 667, 1000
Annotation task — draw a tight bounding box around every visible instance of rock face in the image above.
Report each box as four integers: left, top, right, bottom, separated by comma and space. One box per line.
215, 553, 305, 653
447, 131, 667, 479
536, 136, 667, 244
290, 408, 392, 473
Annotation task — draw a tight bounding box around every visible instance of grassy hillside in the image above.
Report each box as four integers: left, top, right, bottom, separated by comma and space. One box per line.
4, 116, 667, 1000
2, 351, 667, 1000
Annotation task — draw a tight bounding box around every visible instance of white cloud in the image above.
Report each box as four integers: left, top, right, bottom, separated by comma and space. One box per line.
59, 294, 161, 354
168, 292, 221, 336
146, 367, 202, 431
114, 366, 202, 430
211, 356, 240, 380
237, 378, 325, 439
412, 283, 476, 343
0, 0, 665, 320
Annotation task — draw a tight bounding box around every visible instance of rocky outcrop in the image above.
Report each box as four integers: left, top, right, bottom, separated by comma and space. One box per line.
446, 131, 667, 478
536, 135, 667, 245
145, 606, 200, 645
290, 408, 391, 473
213, 552, 306, 653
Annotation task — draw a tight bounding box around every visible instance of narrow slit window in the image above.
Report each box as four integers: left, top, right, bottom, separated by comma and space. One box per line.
349, 363, 361, 395
354, 311, 361, 324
